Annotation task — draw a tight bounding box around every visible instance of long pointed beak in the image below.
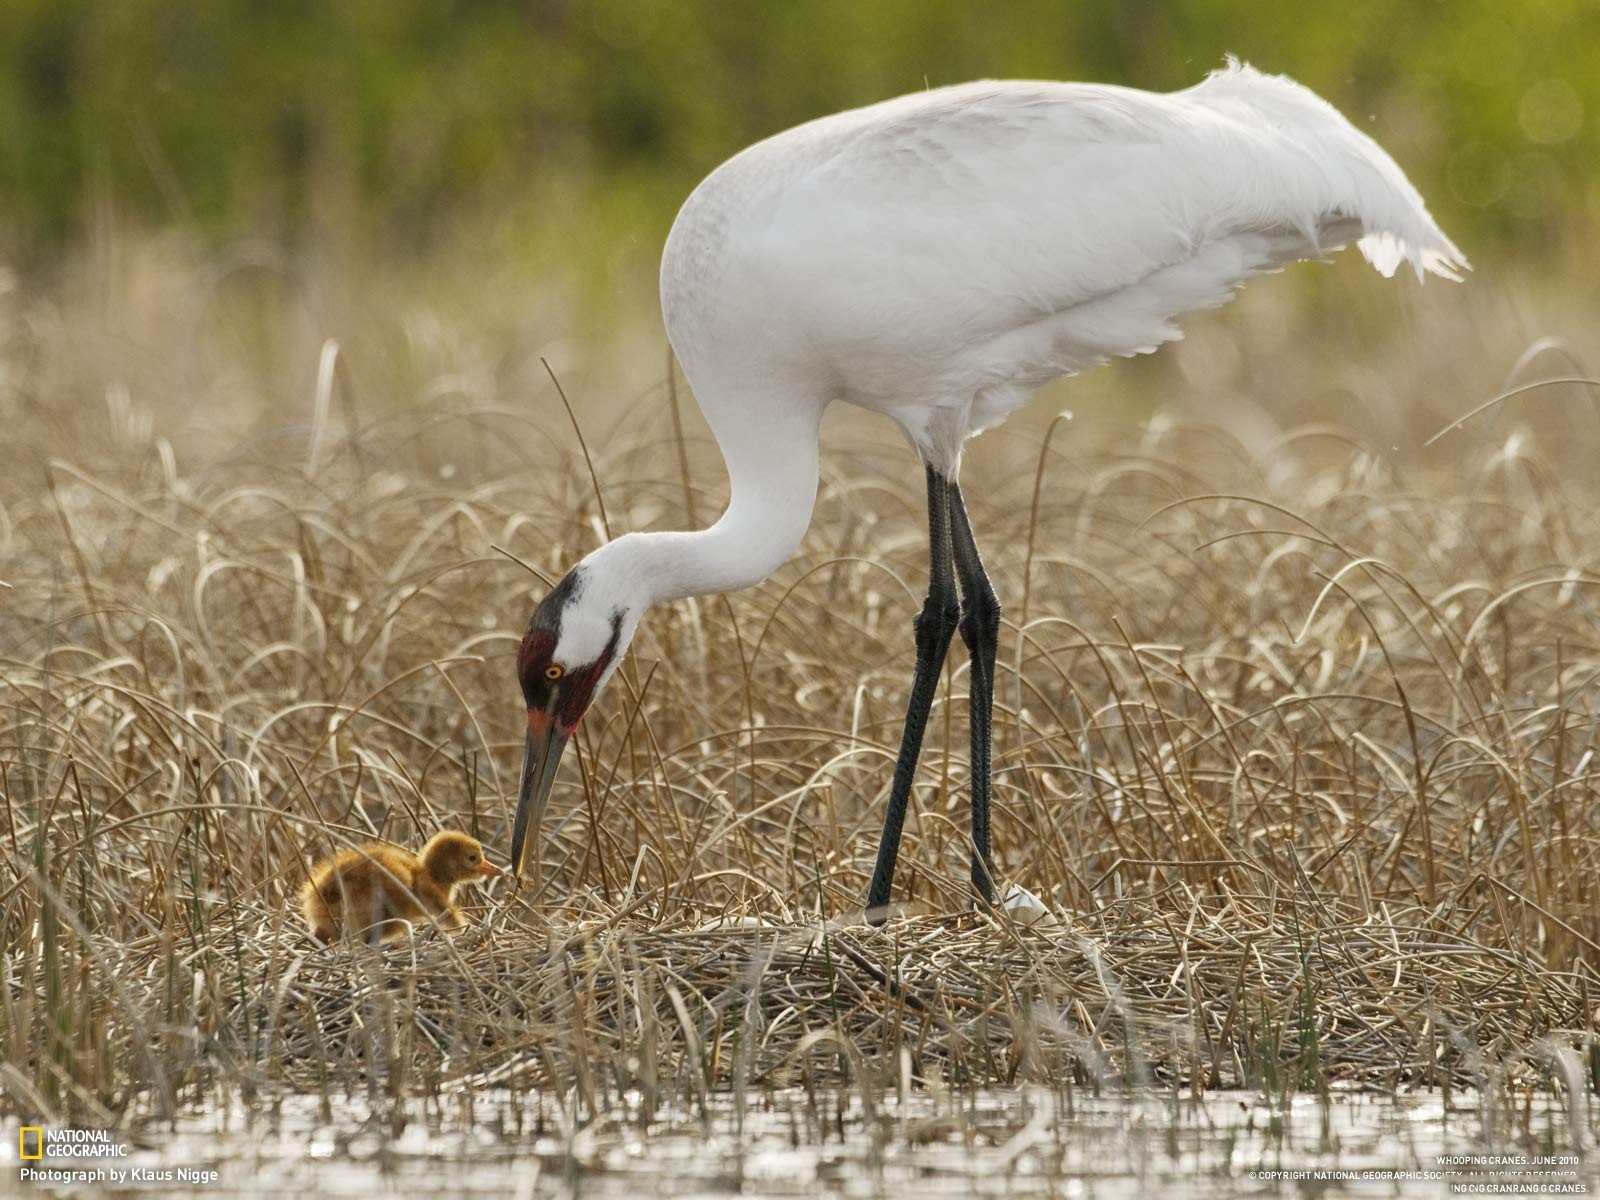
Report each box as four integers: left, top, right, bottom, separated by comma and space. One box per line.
477, 859, 503, 879
509, 710, 569, 881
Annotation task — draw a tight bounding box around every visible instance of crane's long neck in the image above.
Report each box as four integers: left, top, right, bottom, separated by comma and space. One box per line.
577, 389, 824, 612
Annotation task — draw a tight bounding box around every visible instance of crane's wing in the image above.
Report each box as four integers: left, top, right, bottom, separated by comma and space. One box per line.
748, 62, 1464, 404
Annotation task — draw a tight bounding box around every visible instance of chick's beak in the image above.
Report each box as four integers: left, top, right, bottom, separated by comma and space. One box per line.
509, 706, 570, 880
477, 859, 503, 879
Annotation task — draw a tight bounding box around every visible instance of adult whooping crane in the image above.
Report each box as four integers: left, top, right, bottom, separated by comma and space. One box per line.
509, 60, 1466, 920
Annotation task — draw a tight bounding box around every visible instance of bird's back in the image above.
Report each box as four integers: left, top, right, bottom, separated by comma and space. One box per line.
661, 62, 1464, 468
299, 842, 424, 941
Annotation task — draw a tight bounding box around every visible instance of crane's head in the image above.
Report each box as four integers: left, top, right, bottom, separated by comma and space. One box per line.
509, 562, 638, 881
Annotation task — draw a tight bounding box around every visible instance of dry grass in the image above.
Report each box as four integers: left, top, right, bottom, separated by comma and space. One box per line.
3, 250, 1600, 1132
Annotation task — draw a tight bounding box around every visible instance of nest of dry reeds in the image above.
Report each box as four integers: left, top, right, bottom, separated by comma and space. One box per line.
3, 282, 1599, 1121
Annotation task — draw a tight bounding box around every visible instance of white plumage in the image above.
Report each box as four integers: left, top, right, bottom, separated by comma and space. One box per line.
662, 59, 1465, 478
508, 62, 1465, 906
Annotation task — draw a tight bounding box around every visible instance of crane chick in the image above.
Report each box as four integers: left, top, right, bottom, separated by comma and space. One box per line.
299, 831, 502, 944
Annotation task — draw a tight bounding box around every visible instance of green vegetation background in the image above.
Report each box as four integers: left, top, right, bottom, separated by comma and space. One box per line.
2, 0, 1595, 275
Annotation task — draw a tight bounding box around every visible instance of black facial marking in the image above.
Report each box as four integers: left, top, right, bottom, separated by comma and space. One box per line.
525, 568, 583, 641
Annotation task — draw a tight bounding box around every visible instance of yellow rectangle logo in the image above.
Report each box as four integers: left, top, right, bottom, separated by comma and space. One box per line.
19, 1127, 43, 1159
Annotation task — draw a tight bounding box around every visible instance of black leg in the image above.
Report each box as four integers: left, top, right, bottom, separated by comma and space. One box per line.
865, 465, 959, 922
948, 480, 1000, 904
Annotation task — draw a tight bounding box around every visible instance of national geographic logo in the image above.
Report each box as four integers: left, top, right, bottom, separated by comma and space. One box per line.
14, 1126, 219, 1187
12, 1127, 127, 1159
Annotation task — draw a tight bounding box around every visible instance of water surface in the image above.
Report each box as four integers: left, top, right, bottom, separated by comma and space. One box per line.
15, 1086, 1593, 1198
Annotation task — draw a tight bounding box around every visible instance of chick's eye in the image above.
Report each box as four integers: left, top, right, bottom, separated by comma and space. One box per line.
544, 664, 564, 680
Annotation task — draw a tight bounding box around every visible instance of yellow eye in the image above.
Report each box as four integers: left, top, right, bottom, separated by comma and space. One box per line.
545, 664, 564, 680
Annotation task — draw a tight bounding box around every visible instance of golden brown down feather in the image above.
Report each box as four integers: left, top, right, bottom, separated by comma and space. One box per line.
298, 831, 501, 943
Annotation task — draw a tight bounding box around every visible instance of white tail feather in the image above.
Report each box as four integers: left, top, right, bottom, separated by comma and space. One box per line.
1190, 59, 1468, 282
